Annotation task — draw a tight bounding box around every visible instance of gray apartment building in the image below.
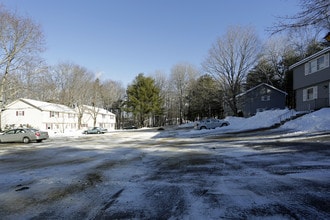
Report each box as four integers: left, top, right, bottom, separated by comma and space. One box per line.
290, 47, 330, 111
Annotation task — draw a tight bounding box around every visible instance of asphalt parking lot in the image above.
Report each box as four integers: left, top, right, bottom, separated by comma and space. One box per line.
0, 129, 329, 219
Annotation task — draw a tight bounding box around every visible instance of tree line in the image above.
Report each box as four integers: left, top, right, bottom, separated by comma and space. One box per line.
0, 0, 329, 129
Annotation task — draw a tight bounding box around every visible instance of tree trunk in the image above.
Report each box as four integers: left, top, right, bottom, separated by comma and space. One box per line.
0, 73, 8, 131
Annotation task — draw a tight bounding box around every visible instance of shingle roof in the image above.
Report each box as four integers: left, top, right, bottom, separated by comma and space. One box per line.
20, 98, 76, 113
237, 83, 287, 97
82, 105, 115, 115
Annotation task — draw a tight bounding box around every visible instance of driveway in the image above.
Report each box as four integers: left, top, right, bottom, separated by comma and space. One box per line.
0, 129, 329, 219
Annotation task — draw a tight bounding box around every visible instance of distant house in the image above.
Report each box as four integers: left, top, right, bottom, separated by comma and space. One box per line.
289, 47, 330, 111
1, 99, 116, 132
1, 98, 77, 132
237, 83, 287, 117
79, 105, 116, 131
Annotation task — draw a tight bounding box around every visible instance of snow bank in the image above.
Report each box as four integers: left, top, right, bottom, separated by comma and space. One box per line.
48, 129, 85, 138
49, 108, 330, 138
225, 108, 291, 131
281, 108, 330, 132
174, 108, 330, 138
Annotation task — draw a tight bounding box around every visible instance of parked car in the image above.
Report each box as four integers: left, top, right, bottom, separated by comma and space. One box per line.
195, 118, 230, 130
83, 127, 107, 134
0, 128, 49, 143
123, 125, 138, 130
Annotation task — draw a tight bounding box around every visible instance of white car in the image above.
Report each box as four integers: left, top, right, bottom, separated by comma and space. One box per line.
195, 119, 230, 130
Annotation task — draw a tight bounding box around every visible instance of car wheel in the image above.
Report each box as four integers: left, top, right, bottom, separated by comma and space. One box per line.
97, 131, 101, 134
23, 137, 30, 144
221, 123, 229, 127
200, 126, 207, 130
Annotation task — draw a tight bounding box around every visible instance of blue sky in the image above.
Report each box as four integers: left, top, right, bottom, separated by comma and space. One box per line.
2, 0, 300, 86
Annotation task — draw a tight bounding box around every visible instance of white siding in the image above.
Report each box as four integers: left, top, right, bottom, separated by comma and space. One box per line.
80, 105, 116, 130
1, 99, 116, 131
2, 101, 43, 130
1, 99, 78, 131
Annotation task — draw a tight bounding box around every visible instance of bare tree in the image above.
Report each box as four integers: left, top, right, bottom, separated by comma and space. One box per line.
51, 62, 94, 106
0, 6, 45, 106
0, 6, 45, 130
83, 78, 106, 127
100, 79, 125, 110
152, 70, 168, 94
50, 62, 96, 129
203, 26, 261, 116
269, 0, 330, 34
170, 63, 199, 124
151, 70, 170, 126
286, 27, 325, 57
99, 79, 125, 128
261, 36, 296, 87
4, 58, 49, 101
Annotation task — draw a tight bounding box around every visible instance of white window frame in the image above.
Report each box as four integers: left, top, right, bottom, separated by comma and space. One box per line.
303, 86, 318, 101
305, 53, 329, 75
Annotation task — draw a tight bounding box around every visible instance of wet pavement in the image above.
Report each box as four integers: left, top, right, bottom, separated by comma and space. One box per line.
0, 129, 329, 219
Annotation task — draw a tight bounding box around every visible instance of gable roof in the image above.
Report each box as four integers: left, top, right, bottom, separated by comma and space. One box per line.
6, 98, 76, 113
289, 47, 330, 70
237, 83, 287, 97
82, 105, 115, 116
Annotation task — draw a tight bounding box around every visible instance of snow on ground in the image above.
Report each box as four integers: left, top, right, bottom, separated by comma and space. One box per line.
174, 108, 330, 137
281, 108, 330, 132
48, 108, 330, 139
0, 108, 329, 219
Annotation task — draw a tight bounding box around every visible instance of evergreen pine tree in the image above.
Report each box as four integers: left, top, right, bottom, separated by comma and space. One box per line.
125, 74, 163, 127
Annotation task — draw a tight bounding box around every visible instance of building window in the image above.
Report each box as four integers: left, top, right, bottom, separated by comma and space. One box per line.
50, 111, 59, 118
305, 53, 329, 75
260, 87, 271, 95
81, 124, 88, 128
317, 56, 325, 69
68, 113, 75, 118
16, 111, 24, 116
303, 86, 318, 101
261, 95, 270, 101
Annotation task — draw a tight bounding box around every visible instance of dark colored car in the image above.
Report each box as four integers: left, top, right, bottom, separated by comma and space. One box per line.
0, 128, 49, 143
123, 125, 138, 130
83, 127, 107, 134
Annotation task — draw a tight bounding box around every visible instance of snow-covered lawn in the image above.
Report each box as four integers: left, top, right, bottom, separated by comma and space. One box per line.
48, 108, 330, 139
0, 108, 329, 219
162, 108, 330, 138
